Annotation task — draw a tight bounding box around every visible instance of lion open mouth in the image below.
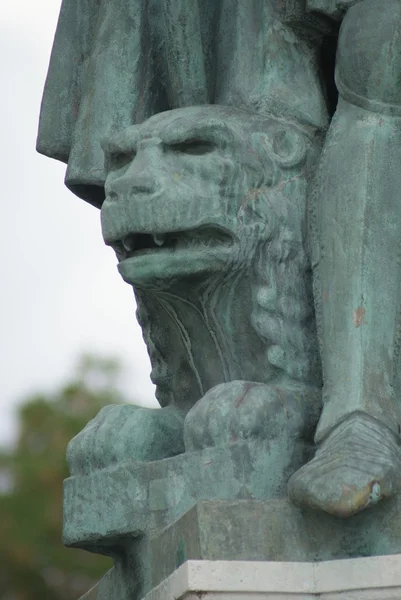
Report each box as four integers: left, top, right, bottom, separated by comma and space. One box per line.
111, 227, 233, 262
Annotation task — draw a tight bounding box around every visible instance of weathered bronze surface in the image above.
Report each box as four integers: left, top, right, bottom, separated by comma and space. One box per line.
38, 1, 401, 598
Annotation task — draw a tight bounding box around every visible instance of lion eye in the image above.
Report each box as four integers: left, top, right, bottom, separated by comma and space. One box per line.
171, 140, 214, 156
106, 151, 135, 173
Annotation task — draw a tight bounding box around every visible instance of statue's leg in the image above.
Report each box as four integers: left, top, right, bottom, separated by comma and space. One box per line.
289, 0, 401, 517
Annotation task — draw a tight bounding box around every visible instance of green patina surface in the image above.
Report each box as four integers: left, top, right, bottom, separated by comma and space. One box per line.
37, 0, 401, 598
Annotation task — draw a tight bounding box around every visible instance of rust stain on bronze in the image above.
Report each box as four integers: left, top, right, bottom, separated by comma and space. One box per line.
274, 386, 291, 420
235, 382, 256, 408
322, 291, 329, 302
352, 306, 367, 328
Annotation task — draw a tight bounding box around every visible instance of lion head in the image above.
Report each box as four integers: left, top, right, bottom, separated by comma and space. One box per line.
101, 105, 322, 412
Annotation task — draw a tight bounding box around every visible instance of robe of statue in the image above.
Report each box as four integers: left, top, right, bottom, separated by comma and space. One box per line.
37, 0, 331, 209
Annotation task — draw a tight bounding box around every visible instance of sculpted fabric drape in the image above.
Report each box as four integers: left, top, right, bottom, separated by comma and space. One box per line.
37, 0, 329, 208
38, 0, 167, 206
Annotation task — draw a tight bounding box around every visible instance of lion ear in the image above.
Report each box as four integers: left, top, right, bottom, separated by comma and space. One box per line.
248, 132, 278, 188
252, 128, 308, 170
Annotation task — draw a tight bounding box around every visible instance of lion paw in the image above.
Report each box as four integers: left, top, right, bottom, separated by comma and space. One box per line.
184, 380, 320, 452
67, 404, 185, 476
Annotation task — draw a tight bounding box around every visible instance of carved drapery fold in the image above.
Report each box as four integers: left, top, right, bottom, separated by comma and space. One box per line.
37, 0, 329, 208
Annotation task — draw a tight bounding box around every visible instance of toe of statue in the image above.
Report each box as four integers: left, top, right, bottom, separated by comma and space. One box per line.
67, 404, 185, 476
288, 414, 401, 518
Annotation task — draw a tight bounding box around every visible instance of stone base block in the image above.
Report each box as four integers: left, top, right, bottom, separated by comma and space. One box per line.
144, 556, 401, 600
149, 499, 401, 590
75, 499, 401, 599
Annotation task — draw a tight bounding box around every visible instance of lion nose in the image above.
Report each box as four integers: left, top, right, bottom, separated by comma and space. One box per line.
105, 137, 164, 200
107, 173, 159, 200
128, 175, 156, 194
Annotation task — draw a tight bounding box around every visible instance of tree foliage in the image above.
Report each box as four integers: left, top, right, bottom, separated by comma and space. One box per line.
0, 355, 127, 600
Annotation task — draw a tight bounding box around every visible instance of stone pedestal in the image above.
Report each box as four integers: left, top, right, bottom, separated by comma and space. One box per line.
144, 556, 401, 600
74, 497, 401, 599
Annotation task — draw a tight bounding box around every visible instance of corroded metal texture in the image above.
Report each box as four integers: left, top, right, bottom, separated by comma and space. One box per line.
37, 0, 401, 597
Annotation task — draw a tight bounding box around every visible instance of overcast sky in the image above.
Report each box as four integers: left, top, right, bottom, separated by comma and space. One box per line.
0, 1, 157, 448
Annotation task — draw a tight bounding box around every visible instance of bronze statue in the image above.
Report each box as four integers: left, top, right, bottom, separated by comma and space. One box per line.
37, 1, 401, 597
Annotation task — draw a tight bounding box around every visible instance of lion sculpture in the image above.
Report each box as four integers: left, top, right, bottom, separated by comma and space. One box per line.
67, 104, 323, 479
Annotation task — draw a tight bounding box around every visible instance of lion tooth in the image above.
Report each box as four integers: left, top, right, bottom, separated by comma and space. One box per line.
122, 235, 135, 252
153, 234, 167, 247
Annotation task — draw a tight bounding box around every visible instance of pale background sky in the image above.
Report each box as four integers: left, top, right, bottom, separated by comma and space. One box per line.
0, 1, 157, 448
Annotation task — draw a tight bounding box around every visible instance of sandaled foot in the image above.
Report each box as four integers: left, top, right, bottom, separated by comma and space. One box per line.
288, 414, 401, 518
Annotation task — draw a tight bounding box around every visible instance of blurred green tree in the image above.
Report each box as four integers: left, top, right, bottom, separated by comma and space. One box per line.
0, 354, 128, 600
